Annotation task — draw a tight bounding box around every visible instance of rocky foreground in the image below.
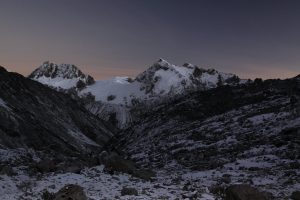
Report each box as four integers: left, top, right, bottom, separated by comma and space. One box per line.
0, 65, 299, 199
2, 149, 299, 200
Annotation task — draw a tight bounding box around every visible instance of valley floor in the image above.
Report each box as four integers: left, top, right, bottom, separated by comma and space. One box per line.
0, 164, 216, 200
0, 158, 299, 200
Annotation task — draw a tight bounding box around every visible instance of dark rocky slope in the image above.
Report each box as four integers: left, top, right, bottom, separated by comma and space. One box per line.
113, 77, 300, 198
0, 66, 114, 159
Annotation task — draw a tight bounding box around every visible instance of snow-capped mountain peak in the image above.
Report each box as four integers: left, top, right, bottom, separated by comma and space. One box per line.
30, 59, 241, 107
134, 59, 240, 97
29, 61, 95, 90
79, 59, 241, 108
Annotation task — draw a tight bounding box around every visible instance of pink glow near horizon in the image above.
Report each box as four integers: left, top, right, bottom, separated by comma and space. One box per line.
2, 60, 299, 81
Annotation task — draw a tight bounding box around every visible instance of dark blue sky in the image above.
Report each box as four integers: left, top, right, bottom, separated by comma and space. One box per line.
1, 0, 299, 79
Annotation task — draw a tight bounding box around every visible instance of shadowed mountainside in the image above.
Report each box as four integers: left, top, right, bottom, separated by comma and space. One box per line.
0, 66, 114, 158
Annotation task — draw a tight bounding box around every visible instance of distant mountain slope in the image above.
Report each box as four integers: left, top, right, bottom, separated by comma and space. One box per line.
0, 66, 114, 157
112, 77, 300, 199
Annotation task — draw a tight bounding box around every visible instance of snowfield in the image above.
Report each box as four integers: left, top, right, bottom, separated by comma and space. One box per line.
34, 76, 81, 90
80, 77, 144, 105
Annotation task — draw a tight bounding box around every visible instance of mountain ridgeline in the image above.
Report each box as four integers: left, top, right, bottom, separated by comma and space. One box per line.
29, 59, 242, 128
30, 59, 241, 106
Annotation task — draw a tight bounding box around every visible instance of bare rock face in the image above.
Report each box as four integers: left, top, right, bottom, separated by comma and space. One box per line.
225, 184, 271, 200
54, 184, 87, 200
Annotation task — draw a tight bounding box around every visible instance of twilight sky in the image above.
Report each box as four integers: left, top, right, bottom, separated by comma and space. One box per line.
0, 0, 299, 79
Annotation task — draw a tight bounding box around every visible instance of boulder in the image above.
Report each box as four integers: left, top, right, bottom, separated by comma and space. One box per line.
225, 184, 270, 200
41, 190, 55, 200
54, 184, 87, 200
121, 187, 138, 196
0, 165, 16, 176
133, 169, 156, 181
291, 191, 300, 200
103, 152, 157, 181
104, 152, 136, 174
36, 160, 57, 173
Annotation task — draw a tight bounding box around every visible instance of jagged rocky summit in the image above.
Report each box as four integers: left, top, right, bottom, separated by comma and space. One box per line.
29, 61, 95, 90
